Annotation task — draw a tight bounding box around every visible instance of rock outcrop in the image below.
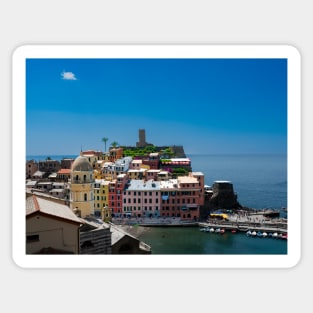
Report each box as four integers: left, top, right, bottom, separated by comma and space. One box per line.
208, 181, 241, 210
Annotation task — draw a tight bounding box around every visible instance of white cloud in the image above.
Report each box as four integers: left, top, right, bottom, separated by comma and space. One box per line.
61, 71, 77, 80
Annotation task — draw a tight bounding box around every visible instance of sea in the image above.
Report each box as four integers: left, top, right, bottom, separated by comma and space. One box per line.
27, 153, 288, 255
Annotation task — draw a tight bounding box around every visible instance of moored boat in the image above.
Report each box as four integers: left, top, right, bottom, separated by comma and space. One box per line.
281, 233, 288, 240
256, 231, 263, 237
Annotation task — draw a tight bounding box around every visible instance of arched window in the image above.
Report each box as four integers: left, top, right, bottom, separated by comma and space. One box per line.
83, 175, 87, 182
84, 193, 87, 201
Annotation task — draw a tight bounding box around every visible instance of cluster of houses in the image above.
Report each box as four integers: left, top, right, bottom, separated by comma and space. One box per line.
26, 147, 205, 221
25, 141, 205, 255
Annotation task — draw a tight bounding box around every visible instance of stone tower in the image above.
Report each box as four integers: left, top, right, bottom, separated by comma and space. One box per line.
136, 129, 147, 147
69, 155, 95, 217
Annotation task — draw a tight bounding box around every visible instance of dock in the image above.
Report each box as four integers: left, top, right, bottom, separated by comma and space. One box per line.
198, 220, 287, 233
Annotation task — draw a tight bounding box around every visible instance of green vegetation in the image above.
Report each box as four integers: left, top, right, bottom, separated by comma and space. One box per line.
172, 167, 189, 176
110, 141, 119, 148
123, 145, 157, 158
101, 137, 109, 152
160, 159, 171, 163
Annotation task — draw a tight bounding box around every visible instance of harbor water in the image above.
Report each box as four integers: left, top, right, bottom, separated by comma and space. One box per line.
138, 226, 287, 255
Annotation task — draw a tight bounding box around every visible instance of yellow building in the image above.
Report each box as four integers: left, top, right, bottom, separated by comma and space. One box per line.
69, 155, 95, 218
94, 179, 111, 220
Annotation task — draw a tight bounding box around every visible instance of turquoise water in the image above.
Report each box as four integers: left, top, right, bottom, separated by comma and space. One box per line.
138, 226, 287, 255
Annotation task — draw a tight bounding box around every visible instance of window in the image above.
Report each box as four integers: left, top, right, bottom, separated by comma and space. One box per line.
84, 193, 87, 201
27, 234, 39, 243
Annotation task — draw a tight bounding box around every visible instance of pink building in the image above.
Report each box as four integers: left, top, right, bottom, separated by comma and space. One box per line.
123, 180, 161, 218
160, 172, 204, 220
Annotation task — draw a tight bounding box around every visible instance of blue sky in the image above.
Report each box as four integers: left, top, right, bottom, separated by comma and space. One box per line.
26, 58, 287, 155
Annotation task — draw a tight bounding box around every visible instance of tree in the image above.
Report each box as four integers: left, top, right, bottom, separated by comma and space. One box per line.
110, 141, 119, 148
101, 137, 109, 152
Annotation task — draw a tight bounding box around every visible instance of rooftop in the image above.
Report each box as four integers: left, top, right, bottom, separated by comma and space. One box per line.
126, 179, 160, 191
26, 195, 81, 224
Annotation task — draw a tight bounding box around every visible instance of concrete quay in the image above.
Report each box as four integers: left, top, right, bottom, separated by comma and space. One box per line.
198, 210, 288, 233
111, 216, 198, 227
198, 222, 287, 234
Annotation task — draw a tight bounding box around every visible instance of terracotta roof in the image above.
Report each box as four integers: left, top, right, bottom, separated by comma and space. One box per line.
26, 195, 81, 224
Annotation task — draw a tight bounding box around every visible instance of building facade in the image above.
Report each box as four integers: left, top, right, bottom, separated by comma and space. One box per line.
69, 155, 95, 218
109, 174, 129, 217
160, 172, 204, 220
26, 195, 81, 254
123, 179, 161, 218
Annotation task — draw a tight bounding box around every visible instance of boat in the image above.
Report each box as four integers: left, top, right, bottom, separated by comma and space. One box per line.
215, 228, 221, 233
281, 233, 288, 240
251, 231, 257, 236
199, 227, 208, 232
262, 232, 268, 238
246, 230, 252, 236
209, 227, 215, 233
272, 232, 278, 238
256, 231, 263, 237
231, 229, 237, 234
220, 228, 225, 234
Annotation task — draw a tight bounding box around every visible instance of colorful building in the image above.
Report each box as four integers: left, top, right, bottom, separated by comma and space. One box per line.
109, 173, 129, 217
94, 179, 110, 220
123, 179, 161, 218
69, 155, 95, 218
160, 172, 204, 220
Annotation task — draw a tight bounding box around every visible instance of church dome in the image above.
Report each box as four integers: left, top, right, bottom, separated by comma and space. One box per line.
71, 155, 93, 172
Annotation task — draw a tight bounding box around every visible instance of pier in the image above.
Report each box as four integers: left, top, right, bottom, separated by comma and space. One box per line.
198, 222, 287, 233
198, 209, 287, 233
